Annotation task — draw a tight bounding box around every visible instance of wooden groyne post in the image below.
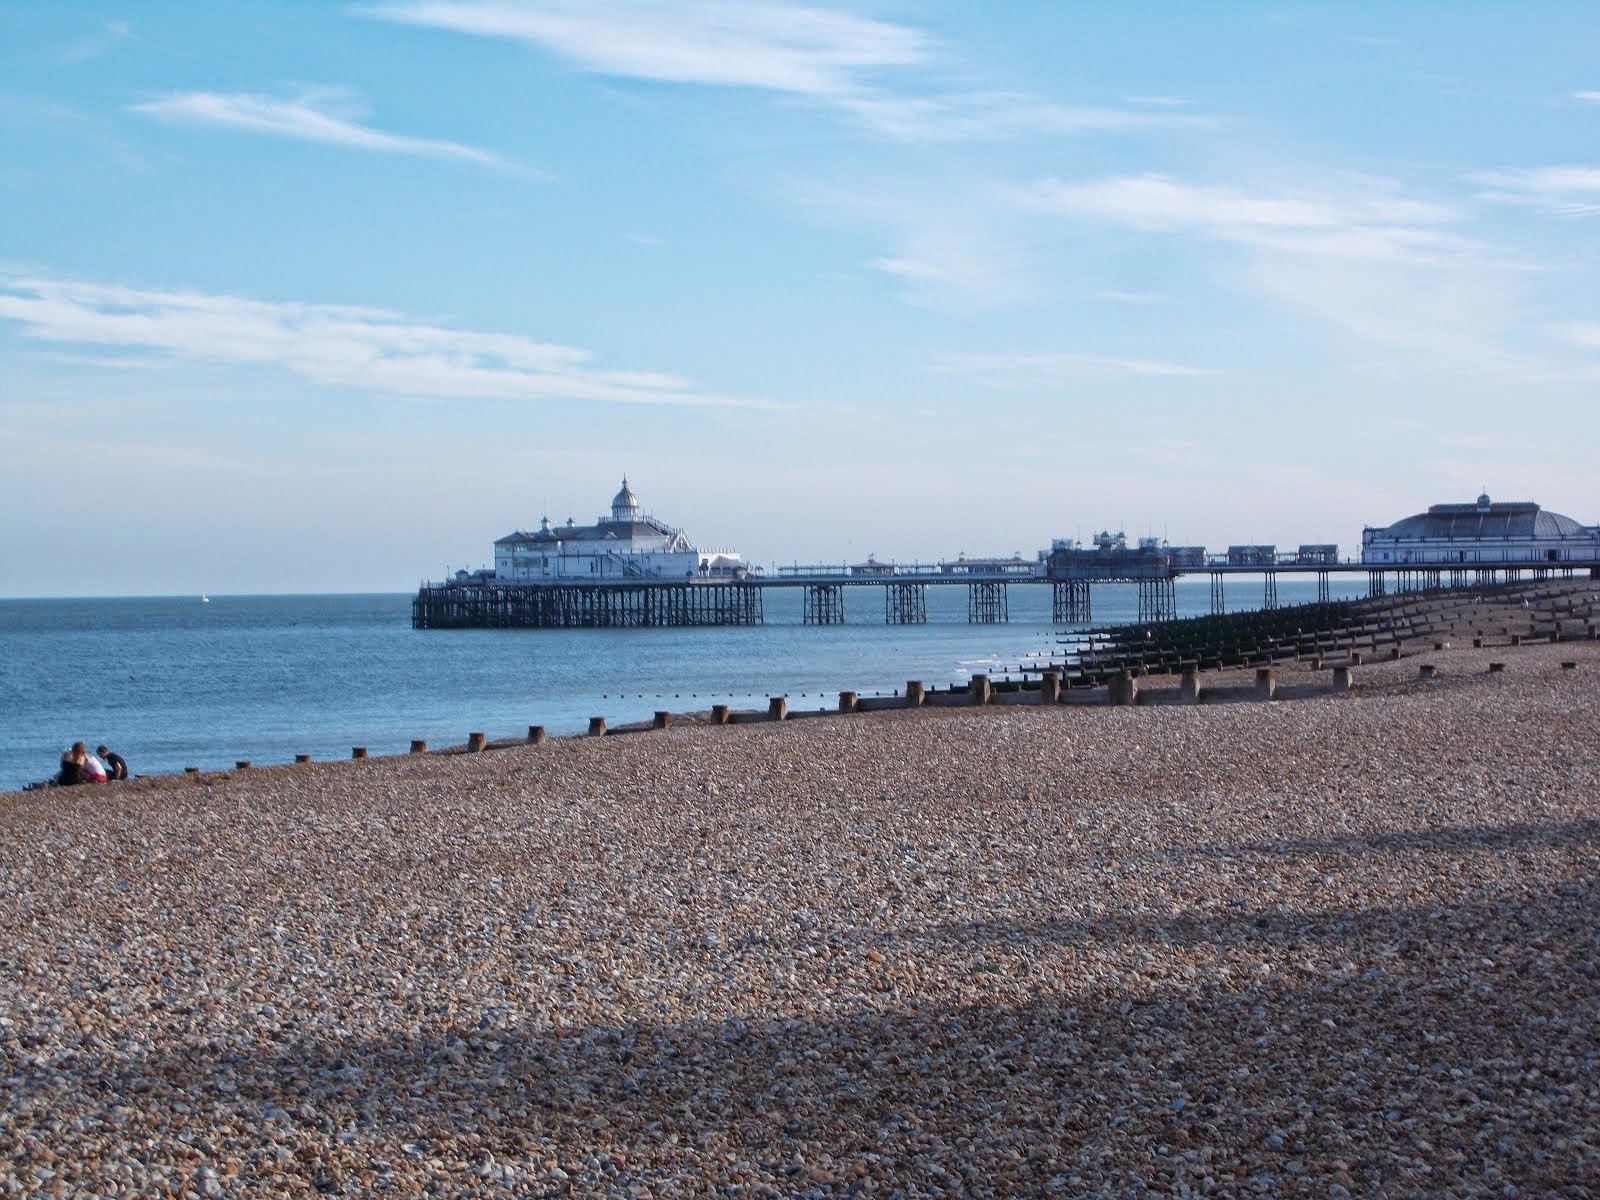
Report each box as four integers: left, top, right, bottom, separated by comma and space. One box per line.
1040, 670, 1061, 705
1109, 669, 1138, 707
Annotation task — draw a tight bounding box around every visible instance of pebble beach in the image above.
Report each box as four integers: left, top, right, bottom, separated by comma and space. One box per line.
3, 639, 1598, 1197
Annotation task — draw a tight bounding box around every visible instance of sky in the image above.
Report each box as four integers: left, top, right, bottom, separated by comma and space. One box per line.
2, 1, 1597, 596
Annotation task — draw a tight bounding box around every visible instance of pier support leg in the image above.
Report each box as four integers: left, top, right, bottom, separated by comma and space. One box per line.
1137, 577, 1176, 624
967, 581, 1009, 623
1210, 572, 1225, 615
1052, 580, 1091, 623
884, 582, 928, 624
803, 583, 846, 625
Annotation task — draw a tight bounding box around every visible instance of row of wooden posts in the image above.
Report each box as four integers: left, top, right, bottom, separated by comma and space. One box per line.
191, 652, 1583, 774
195, 665, 1309, 772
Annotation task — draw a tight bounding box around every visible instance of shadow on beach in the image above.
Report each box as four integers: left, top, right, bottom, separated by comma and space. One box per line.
5, 848, 1597, 1196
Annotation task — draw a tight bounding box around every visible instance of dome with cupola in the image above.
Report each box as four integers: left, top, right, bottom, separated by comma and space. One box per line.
609, 477, 641, 523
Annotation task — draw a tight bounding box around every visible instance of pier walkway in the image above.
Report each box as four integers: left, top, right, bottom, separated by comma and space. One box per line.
412, 558, 1600, 630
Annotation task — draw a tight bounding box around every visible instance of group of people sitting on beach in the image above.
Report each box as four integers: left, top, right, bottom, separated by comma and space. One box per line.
54, 742, 127, 786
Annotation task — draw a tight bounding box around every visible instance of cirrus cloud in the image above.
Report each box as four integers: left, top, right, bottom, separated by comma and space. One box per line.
360, 1, 1205, 143
132, 87, 520, 171
362, 0, 928, 95
936, 350, 1213, 380
0, 271, 777, 410
1018, 173, 1470, 262
1470, 166, 1600, 217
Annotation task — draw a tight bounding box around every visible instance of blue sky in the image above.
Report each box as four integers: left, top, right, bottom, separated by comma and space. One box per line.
2, 1, 1597, 596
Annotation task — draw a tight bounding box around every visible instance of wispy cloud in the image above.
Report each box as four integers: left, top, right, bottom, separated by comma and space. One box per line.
0, 272, 776, 410
361, 1, 1202, 142
860, 215, 1028, 309
1554, 321, 1600, 350
55, 20, 131, 65
1470, 166, 1600, 216
131, 87, 518, 171
363, 1, 926, 94
837, 92, 1205, 142
1574, 91, 1600, 104
1020, 173, 1470, 262
936, 351, 1213, 380
1014, 172, 1578, 376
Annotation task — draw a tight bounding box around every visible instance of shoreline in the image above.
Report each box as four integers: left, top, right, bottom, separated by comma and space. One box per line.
12, 576, 1594, 797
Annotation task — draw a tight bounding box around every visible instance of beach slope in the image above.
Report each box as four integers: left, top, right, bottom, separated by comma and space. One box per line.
2, 643, 1597, 1196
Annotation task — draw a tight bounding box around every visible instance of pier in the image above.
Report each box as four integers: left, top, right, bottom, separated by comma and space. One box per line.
418, 488, 1600, 629
412, 555, 1600, 630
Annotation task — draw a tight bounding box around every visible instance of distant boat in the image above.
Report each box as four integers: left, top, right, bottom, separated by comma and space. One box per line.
201, 595, 210, 603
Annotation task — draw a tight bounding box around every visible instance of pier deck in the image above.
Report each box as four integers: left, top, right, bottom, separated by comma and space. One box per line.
413, 559, 1600, 629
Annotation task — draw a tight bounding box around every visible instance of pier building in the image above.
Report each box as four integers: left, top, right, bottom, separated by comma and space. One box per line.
1360, 494, 1600, 566
492, 479, 751, 582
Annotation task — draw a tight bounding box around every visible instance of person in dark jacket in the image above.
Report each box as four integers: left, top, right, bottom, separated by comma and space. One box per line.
97, 745, 128, 781
56, 743, 86, 786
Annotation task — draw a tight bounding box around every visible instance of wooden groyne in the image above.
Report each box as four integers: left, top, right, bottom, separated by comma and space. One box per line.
1063, 579, 1598, 687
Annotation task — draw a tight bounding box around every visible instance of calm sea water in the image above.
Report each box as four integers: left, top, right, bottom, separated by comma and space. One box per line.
0, 579, 1360, 791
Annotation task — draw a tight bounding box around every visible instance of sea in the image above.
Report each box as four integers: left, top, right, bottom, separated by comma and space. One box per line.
0, 579, 1364, 792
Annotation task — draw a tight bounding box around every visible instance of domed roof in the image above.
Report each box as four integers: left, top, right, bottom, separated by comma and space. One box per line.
609, 477, 641, 522
1374, 494, 1586, 540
